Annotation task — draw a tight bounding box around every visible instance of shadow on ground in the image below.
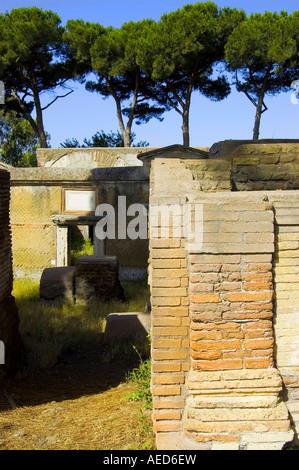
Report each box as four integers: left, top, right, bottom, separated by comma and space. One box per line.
1, 343, 140, 409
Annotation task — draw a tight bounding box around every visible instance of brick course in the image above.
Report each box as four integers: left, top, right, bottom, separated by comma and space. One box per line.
0, 170, 22, 377
149, 148, 299, 450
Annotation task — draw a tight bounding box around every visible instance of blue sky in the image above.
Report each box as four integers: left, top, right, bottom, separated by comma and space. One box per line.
1, 0, 299, 148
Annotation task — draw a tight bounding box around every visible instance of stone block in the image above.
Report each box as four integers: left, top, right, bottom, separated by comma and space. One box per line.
240, 430, 294, 445
186, 402, 289, 422
40, 266, 75, 303
156, 432, 211, 451
103, 312, 150, 342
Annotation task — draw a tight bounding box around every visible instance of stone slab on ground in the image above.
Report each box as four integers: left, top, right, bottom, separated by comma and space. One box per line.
40, 266, 75, 303
104, 312, 151, 342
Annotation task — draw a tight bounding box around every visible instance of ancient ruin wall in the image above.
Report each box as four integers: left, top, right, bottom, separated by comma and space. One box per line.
9, 167, 149, 280
0, 170, 13, 300
0, 170, 21, 376
149, 145, 299, 450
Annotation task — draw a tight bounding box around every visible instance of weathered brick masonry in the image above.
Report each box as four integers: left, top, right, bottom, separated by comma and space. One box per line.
0, 169, 21, 377
149, 144, 299, 450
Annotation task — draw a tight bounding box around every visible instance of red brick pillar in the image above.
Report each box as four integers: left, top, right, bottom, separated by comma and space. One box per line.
150, 194, 293, 450
0, 170, 22, 377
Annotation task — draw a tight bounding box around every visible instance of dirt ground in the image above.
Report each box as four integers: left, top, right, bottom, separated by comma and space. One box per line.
0, 345, 155, 451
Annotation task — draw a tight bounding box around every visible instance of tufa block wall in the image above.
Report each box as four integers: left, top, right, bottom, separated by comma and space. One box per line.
229, 143, 299, 191
149, 145, 299, 450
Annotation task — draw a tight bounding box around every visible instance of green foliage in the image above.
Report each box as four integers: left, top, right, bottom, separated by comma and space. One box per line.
137, 1, 245, 146
60, 137, 81, 148
0, 109, 38, 166
225, 11, 296, 70
0, 7, 75, 147
83, 130, 124, 147
60, 130, 149, 148
127, 357, 152, 409
130, 408, 155, 450
225, 11, 299, 138
70, 236, 93, 265
13, 279, 150, 369
65, 19, 105, 69
0, 4, 298, 151
66, 19, 168, 146
0, 7, 63, 69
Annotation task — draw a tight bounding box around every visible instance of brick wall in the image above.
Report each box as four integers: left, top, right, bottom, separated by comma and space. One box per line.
149, 151, 299, 450
0, 170, 21, 376
0, 170, 13, 299
184, 200, 291, 450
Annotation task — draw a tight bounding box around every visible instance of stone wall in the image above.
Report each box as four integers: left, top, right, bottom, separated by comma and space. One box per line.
149, 145, 299, 450
188, 143, 299, 192
37, 146, 210, 169
9, 146, 210, 281
229, 143, 299, 191
273, 197, 299, 433
5, 142, 299, 448
0, 170, 21, 377
37, 147, 154, 168
0, 170, 13, 300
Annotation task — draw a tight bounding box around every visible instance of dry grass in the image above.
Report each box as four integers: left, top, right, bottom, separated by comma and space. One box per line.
13, 279, 150, 369
1, 361, 154, 450
0, 279, 155, 450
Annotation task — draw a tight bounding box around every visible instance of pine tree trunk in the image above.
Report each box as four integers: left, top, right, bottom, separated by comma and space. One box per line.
253, 99, 263, 140
105, 76, 134, 147
181, 67, 196, 148
35, 102, 48, 148
11, 88, 40, 143
32, 71, 48, 148
182, 112, 190, 147
123, 130, 131, 147
182, 89, 192, 148
252, 65, 272, 141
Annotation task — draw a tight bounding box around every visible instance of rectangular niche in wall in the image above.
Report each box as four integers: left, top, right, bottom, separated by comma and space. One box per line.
62, 188, 97, 215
